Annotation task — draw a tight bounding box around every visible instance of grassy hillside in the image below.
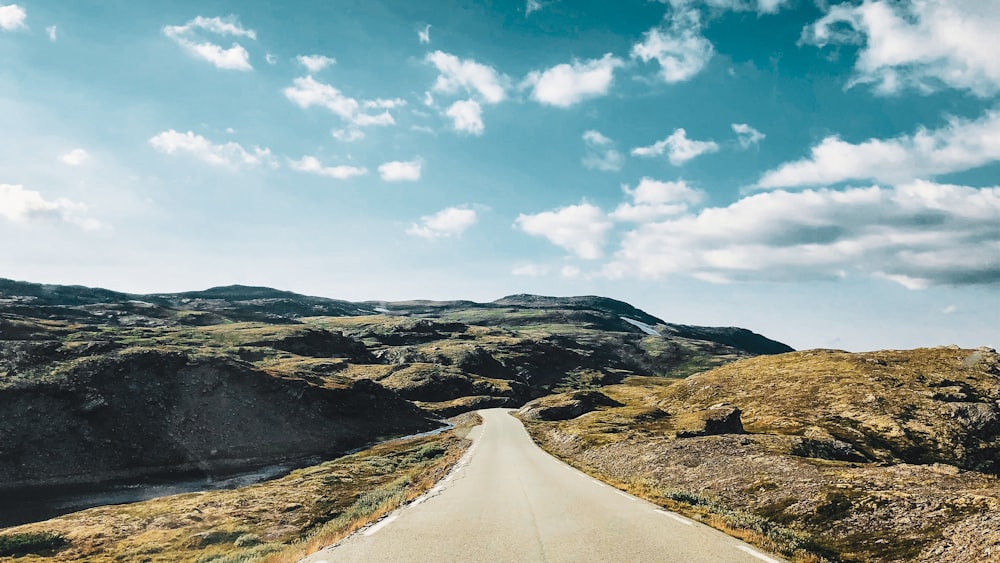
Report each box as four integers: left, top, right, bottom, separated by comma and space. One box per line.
0, 278, 790, 499
520, 346, 1000, 562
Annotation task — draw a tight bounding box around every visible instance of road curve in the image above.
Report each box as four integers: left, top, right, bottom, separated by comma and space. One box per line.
303, 408, 783, 563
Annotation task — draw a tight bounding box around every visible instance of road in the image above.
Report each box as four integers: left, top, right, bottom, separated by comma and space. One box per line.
303, 408, 783, 563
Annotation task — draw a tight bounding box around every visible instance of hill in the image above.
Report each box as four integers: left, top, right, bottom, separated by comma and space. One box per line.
520, 346, 1000, 562
0, 278, 791, 506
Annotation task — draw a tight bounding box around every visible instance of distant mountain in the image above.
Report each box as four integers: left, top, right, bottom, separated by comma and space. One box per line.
0, 277, 792, 495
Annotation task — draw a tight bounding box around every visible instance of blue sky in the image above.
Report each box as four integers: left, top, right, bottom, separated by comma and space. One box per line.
1, 0, 997, 351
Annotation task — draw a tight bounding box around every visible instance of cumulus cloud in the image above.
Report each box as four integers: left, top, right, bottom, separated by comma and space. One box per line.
515, 203, 612, 260
407, 206, 478, 239
632, 8, 713, 83
332, 128, 365, 142
512, 264, 549, 277
296, 54, 336, 72
581, 130, 624, 172
445, 100, 484, 135
802, 0, 1000, 97
663, 0, 789, 15
732, 123, 765, 148
0, 4, 25, 30
0, 184, 102, 230
418, 24, 431, 44
288, 156, 366, 179
524, 53, 624, 107
378, 158, 422, 182
59, 148, 90, 166
604, 181, 1000, 288
163, 16, 256, 71
631, 128, 719, 165
283, 75, 401, 128
149, 130, 274, 169
526, 0, 544, 16
46, 25, 56, 41
611, 177, 705, 222
426, 51, 507, 104
757, 108, 1000, 189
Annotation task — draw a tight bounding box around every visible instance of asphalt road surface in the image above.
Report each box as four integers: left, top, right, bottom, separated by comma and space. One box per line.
303, 408, 783, 563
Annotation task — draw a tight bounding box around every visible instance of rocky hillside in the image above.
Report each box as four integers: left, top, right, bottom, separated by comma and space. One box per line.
0, 278, 790, 497
520, 346, 1000, 562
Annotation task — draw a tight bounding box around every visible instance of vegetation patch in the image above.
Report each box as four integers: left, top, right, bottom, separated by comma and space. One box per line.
0, 414, 479, 562
0, 532, 66, 556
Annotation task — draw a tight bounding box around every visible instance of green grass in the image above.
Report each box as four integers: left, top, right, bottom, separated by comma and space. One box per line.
0, 532, 67, 556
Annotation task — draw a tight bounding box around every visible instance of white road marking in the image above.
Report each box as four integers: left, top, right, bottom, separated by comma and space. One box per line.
654, 509, 694, 526
616, 491, 637, 501
736, 545, 783, 563
363, 514, 398, 536
591, 480, 606, 487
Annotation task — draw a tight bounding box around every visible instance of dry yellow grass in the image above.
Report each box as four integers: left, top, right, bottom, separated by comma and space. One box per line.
0, 414, 480, 563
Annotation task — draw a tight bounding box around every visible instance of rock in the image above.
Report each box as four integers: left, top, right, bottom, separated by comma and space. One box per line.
675, 405, 744, 438
517, 391, 622, 421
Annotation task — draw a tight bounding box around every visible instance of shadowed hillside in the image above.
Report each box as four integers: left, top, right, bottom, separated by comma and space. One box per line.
0, 278, 791, 500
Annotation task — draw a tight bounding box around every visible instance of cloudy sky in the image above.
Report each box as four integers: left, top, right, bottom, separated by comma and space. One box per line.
1, 0, 997, 351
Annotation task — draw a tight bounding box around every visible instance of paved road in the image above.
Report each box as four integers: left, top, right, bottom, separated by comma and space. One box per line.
304, 408, 783, 563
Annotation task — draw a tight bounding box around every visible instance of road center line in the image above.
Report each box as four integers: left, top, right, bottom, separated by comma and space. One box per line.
363, 514, 398, 536
735, 545, 783, 563
654, 509, 694, 526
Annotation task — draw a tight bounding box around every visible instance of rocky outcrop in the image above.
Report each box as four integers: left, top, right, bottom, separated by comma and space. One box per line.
674, 404, 744, 437
0, 349, 436, 490
518, 390, 622, 421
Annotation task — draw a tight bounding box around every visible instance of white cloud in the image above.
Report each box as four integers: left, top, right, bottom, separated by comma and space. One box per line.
426, 51, 507, 104
0, 4, 25, 30
162, 16, 256, 71
266, 52, 277, 65
611, 177, 705, 221
757, 108, 1000, 189
526, 0, 544, 16
581, 130, 624, 172
604, 181, 1000, 288
0, 184, 102, 230
332, 128, 365, 142
942, 305, 957, 314
288, 156, 367, 179
283, 75, 400, 128
803, 0, 1000, 97
59, 148, 90, 166
407, 206, 478, 239
631, 128, 719, 165
418, 24, 431, 44
296, 54, 336, 72
363, 98, 407, 110
732, 123, 765, 148
561, 265, 581, 278
378, 159, 422, 182
524, 53, 624, 107
445, 99, 484, 135
515, 203, 612, 260
632, 8, 713, 83
46, 25, 56, 41
149, 130, 274, 169
664, 0, 789, 15
512, 264, 549, 277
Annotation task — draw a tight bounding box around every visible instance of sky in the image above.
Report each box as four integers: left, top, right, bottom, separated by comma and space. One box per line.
1, 0, 997, 352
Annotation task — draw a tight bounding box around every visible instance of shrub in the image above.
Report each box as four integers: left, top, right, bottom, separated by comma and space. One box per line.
0, 532, 67, 556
